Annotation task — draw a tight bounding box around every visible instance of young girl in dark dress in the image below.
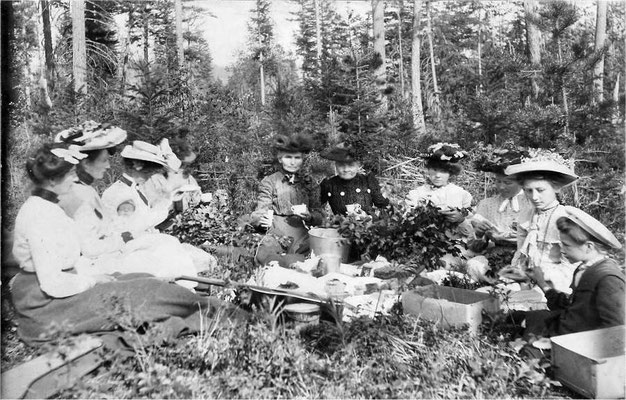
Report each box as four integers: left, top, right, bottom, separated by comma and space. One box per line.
320, 143, 389, 216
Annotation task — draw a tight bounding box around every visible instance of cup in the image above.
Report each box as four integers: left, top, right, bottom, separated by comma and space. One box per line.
201, 192, 213, 203
291, 204, 307, 214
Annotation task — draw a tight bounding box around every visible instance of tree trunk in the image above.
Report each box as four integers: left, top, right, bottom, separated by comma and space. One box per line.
174, 0, 184, 69
259, 38, 266, 106
71, 0, 87, 94
477, 6, 483, 96
397, 2, 405, 99
143, 7, 150, 64
314, 0, 322, 78
372, 0, 387, 110
425, 1, 439, 114
411, 0, 426, 135
524, 0, 541, 100
593, 0, 607, 104
40, 0, 54, 89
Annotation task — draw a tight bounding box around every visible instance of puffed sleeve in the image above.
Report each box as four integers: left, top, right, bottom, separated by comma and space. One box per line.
461, 188, 472, 208
251, 177, 275, 227
367, 173, 390, 209
595, 276, 625, 327
405, 188, 423, 208
24, 217, 96, 298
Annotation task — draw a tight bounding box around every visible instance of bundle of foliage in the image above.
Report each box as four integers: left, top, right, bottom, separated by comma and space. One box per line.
166, 189, 263, 253
331, 202, 469, 274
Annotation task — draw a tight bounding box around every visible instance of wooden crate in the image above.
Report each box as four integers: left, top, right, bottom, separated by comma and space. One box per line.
551, 325, 625, 399
401, 285, 499, 334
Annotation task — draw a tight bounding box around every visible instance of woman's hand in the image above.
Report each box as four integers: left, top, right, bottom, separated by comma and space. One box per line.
259, 214, 273, 229
440, 209, 465, 224
473, 220, 494, 236
293, 209, 311, 221
525, 266, 548, 289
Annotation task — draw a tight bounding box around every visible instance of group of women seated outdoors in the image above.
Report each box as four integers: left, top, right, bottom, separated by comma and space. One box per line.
8, 121, 624, 355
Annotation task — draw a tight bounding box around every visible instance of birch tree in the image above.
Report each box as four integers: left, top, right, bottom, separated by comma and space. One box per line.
372, 0, 387, 110
593, 0, 607, 104
411, 0, 426, 135
524, 0, 542, 100
71, 0, 87, 94
174, 0, 184, 69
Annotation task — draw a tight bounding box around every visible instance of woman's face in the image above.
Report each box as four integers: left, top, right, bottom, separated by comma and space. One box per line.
336, 161, 360, 180
278, 152, 304, 173
523, 178, 558, 210
494, 173, 521, 199
52, 168, 77, 195
82, 149, 111, 180
427, 167, 450, 188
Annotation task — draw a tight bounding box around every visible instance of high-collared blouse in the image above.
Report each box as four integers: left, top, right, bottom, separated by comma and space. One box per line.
514, 201, 568, 267
13, 192, 97, 298
250, 171, 322, 227
474, 191, 533, 235
406, 183, 472, 210
320, 173, 389, 215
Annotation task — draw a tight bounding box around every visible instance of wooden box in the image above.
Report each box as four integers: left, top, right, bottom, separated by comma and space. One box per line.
551, 325, 625, 399
401, 285, 499, 334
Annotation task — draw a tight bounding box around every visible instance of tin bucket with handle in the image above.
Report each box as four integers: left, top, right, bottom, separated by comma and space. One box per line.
308, 228, 350, 263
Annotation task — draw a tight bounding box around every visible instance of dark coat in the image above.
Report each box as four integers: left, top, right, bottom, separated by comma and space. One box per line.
545, 258, 625, 336
320, 173, 389, 216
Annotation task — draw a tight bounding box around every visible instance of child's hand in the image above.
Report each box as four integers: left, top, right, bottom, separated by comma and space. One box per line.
440, 209, 465, 223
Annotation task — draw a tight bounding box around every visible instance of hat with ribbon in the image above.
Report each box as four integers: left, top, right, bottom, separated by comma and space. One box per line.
50, 145, 88, 165
273, 134, 313, 154
320, 143, 358, 163
504, 149, 578, 186
54, 121, 127, 152
158, 138, 183, 171
562, 206, 622, 249
120, 141, 170, 168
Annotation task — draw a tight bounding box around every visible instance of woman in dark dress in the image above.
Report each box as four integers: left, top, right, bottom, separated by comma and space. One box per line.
320, 143, 390, 216
250, 134, 323, 267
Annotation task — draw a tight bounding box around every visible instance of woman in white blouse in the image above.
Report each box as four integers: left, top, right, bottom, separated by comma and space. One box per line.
11, 144, 243, 345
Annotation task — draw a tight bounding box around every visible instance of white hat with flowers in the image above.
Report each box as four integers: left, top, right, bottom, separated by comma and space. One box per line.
504, 148, 578, 186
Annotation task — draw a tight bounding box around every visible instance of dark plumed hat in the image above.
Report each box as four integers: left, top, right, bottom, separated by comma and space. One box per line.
320, 143, 358, 163
273, 134, 313, 154
475, 148, 528, 174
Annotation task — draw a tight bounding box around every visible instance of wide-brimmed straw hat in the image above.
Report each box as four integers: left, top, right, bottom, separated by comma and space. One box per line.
120, 141, 171, 168
562, 206, 622, 249
504, 151, 578, 186
55, 121, 127, 152
321, 143, 358, 163
273, 134, 313, 154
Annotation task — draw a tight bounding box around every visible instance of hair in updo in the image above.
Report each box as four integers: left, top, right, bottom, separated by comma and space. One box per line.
26, 144, 74, 185
514, 171, 568, 190
425, 158, 462, 175
82, 147, 117, 162
123, 158, 167, 178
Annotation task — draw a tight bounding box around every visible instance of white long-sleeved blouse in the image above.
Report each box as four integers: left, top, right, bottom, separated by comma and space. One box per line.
13, 196, 97, 298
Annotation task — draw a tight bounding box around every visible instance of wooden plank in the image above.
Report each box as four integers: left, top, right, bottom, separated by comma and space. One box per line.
1, 337, 103, 399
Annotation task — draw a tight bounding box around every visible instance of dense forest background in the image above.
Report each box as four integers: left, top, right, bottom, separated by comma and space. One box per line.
2, 0, 625, 242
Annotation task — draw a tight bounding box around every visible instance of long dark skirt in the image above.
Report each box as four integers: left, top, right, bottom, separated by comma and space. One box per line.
255, 215, 310, 268
11, 272, 246, 347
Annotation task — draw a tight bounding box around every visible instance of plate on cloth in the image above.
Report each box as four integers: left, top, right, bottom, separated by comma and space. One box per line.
531, 337, 552, 350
